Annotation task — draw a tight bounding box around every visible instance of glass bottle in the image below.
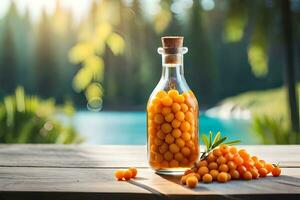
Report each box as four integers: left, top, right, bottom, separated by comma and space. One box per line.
147, 36, 199, 174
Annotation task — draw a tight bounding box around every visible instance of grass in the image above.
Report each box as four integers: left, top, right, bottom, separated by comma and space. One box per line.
222, 84, 300, 144
0, 87, 83, 144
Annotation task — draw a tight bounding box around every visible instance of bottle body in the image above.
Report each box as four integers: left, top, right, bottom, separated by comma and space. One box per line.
147, 45, 199, 174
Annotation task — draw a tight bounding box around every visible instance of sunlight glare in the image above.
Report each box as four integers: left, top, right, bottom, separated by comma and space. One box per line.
0, 0, 95, 22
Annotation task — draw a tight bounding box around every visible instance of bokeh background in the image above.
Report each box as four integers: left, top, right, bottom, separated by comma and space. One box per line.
0, 0, 299, 144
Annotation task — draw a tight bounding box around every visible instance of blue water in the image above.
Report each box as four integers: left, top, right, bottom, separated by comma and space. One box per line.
71, 111, 257, 144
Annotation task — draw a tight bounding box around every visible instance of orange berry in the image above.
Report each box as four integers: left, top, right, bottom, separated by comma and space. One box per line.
171, 129, 182, 138
156, 90, 167, 98
186, 176, 198, 188
243, 171, 252, 180
227, 173, 231, 181
165, 134, 175, 144
258, 168, 268, 177
169, 159, 179, 167
181, 147, 191, 156
217, 156, 227, 165
165, 113, 174, 122
129, 167, 137, 178
114, 170, 124, 180
174, 94, 185, 103
207, 153, 216, 163
209, 169, 219, 180
198, 166, 209, 176
219, 164, 229, 172
180, 103, 189, 112
254, 161, 264, 169
237, 165, 247, 176
233, 155, 244, 165
265, 163, 274, 173
259, 160, 266, 166
227, 161, 237, 170
161, 123, 172, 133
159, 143, 168, 154
161, 96, 173, 106
176, 138, 185, 148
171, 103, 181, 113
161, 107, 171, 115
202, 174, 213, 183
244, 159, 255, 170
225, 153, 234, 161
229, 146, 238, 154
208, 162, 218, 170
251, 156, 258, 163
198, 160, 208, 167
185, 111, 194, 123
238, 149, 249, 160
181, 131, 191, 141
156, 131, 165, 140
229, 169, 240, 179
169, 143, 180, 153
250, 168, 259, 179
123, 170, 132, 180
217, 172, 228, 183
180, 175, 187, 185
167, 89, 179, 99
155, 153, 163, 162
175, 111, 185, 121
192, 173, 201, 181
154, 138, 163, 146
180, 121, 191, 132
154, 114, 164, 124
171, 119, 181, 128
151, 97, 161, 105
163, 151, 173, 161
272, 166, 281, 177
219, 144, 229, 154
213, 148, 222, 157
174, 152, 184, 161
154, 104, 163, 113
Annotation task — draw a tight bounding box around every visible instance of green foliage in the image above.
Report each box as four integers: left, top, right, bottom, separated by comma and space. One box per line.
0, 87, 82, 144
223, 84, 300, 144
252, 115, 291, 144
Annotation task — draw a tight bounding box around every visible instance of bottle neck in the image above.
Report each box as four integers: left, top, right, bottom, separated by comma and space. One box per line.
161, 54, 184, 80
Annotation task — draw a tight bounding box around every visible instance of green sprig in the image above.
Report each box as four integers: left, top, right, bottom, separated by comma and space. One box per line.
200, 131, 241, 160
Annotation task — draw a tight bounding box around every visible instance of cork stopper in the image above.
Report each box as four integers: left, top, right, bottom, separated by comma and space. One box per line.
161, 36, 183, 50
161, 36, 184, 64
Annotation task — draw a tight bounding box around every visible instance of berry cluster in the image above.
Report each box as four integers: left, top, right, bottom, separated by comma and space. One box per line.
181, 144, 281, 188
114, 167, 138, 181
147, 89, 199, 169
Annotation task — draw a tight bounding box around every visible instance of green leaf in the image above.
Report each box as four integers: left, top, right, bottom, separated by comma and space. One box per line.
212, 131, 221, 146
202, 134, 209, 150
224, 140, 241, 146
209, 131, 212, 147
212, 136, 228, 149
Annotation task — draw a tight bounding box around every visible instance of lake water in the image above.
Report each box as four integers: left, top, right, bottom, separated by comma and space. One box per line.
71, 111, 258, 144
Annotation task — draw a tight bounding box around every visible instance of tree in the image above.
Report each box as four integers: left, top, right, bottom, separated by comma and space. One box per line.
34, 10, 58, 98
186, 0, 216, 106
0, 21, 17, 95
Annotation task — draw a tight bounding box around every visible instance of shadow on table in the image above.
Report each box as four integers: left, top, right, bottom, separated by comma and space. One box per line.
157, 173, 300, 193
157, 174, 211, 192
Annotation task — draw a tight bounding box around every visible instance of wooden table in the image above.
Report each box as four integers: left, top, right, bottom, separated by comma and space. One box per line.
0, 145, 299, 199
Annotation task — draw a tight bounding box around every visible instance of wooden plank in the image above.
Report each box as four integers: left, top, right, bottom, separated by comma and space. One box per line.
0, 167, 299, 199
0, 145, 300, 168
